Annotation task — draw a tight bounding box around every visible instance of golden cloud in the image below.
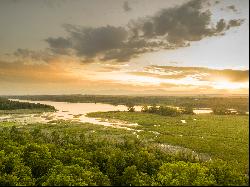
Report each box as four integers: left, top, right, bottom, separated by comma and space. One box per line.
130, 65, 249, 83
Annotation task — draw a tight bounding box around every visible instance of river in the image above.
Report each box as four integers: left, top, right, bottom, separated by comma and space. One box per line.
0, 99, 215, 128
2, 99, 140, 130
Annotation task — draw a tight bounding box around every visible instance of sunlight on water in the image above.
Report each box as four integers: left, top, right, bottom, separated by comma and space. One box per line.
3, 100, 218, 126
193, 108, 213, 114
7, 99, 139, 130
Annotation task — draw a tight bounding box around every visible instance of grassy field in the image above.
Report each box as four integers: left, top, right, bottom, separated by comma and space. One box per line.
87, 111, 249, 173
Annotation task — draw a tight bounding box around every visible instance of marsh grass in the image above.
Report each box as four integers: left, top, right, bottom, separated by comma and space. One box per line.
87, 111, 249, 173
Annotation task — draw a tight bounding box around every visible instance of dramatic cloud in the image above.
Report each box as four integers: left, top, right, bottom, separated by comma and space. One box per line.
45, 37, 72, 55
13, 48, 55, 63
1, 60, 214, 95
47, 24, 128, 59
130, 0, 244, 43
130, 65, 249, 83
45, 0, 244, 62
123, 1, 132, 12
132, 0, 213, 42
227, 5, 238, 12
216, 19, 227, 32
215, 18, 244, 32
228, 19, 244, 28
69, 25, 127, 58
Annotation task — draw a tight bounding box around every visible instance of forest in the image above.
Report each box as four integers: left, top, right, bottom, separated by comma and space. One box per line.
0, 98, 55, 111
0, 121, 248, 186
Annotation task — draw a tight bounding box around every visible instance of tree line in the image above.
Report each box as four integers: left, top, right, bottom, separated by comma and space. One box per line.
5, 94, 249, 112
127, 104, 194, 116
0, 98, 55, 111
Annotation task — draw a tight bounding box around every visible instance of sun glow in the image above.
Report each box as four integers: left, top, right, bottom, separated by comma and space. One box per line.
213, 81, 248, 90
113, 74, 163, 85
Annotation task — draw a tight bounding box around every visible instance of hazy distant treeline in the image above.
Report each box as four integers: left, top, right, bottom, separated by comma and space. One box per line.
0, 97, 55, 111
5, 94, 249, 112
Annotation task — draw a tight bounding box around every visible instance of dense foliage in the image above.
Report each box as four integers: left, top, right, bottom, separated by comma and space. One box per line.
0, 122, 248, 186
0, 98, 55, 111
6, 94, 249, 112
87, 111, 249, 173
140, 105, 194, 116
212, 107, 247, 115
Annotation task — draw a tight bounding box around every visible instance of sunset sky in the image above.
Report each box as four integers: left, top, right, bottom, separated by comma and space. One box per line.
0, 0, 249, 95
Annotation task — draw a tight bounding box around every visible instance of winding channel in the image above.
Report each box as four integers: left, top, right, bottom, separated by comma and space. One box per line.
2, 99, 140, 130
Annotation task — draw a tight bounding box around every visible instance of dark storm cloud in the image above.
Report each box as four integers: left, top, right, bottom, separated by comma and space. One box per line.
131, 65, 249, 83
123, 1, 132, 12
45, 0, 244, 62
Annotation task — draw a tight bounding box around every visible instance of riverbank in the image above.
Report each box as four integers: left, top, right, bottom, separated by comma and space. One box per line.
5, 95, 249, 113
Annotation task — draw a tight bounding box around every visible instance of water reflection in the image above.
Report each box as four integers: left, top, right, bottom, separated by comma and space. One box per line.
193, 108, 213, 114
4, 99, 243, 128
6, 99, 140, 130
